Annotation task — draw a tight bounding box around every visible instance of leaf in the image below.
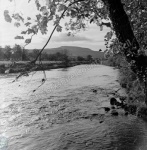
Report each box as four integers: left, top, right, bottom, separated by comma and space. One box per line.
27, 17, 31, 20
14, 22, 21, 27
21, 31, 27, 34
25, 22, 31, 26
100, 25, 103, 31
58, 4, 67, 12
12, 13, 24, 22
15, 36, 24, 39
56, 25, 62, 32
40, 6, 49, 15
35, 0, 41, 10
67, 32, 71, 36
32, 25, 38, 34
39, 16, 48, 34
4, 10, 12, 23
50, 5, 56, 15
70, 9, 76, 17
40, 6, 46, 12
46, 0, 52, 8
36, 14, 42, 21
27, 28, 35, 34
90, 18, 94, 24
25, 39, 31, 44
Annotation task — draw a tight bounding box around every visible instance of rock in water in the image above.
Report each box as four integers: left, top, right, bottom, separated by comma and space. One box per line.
111, 110, 118, 116
111, 106, 116, 109
92, 89, 97, 93
110, 97, 117, 105
125, 111, 129, 116
104, 107, 110, 112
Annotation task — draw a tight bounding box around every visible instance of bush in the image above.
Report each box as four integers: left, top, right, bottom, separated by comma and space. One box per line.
118, 59, 145, 104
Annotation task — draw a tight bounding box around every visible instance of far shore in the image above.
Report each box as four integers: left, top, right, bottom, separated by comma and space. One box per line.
0, 60, 102, 74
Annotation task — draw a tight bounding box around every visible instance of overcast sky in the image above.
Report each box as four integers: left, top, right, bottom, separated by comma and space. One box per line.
0, 0, 110, 51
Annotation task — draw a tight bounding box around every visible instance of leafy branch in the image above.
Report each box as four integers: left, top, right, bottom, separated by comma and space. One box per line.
31, 0, 86, 64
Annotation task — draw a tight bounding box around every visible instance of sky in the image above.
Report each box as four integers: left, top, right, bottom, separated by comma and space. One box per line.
0, 0, 110, 51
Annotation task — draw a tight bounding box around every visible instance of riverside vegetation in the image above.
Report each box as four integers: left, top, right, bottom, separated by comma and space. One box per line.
0, 45, 102, 73
106, 52, 147, 121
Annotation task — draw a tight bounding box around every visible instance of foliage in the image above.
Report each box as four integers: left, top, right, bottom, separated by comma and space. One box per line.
86, 55, 93, 62
0, 45, 96, 62
119, 58, 145, 104
77, 56, 85, 61
4, 45, 12, 60
12, 44, 23, 61
4, 0, 109, 50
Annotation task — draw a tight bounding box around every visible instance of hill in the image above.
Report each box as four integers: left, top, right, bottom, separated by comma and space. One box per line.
43, 46, 104, 59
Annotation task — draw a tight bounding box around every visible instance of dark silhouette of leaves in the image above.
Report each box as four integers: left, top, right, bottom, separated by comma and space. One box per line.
36, 14, 42, 21
14, 22, 21, 27
25, 22, 31, 26
21, 31, 27, 34
15, 36, 24, 39
12, 13, 24, 22
35, 0, 41, 10
27, 17, 31, 20
58, 4, 67, 12
4, 10, 12, 23
56, 25, 62, 32
27, 28, 35, 34
25, 39, 31, 44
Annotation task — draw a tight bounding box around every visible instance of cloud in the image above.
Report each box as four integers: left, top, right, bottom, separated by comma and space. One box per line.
51, 33, 93, 42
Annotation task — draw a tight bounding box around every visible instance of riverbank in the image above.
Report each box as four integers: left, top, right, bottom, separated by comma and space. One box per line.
0, 61, 95, 74
114, 64, 147, 121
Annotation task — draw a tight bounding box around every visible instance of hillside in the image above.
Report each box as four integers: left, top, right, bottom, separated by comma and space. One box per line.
43, 46, 104, 59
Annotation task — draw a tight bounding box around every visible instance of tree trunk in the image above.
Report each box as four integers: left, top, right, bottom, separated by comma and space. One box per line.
102, 0, 147, 104
102, 0, 139, 54
145, 77, 147, 105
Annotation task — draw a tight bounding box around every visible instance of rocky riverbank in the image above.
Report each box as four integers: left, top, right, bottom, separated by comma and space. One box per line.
91, 80, 147, 121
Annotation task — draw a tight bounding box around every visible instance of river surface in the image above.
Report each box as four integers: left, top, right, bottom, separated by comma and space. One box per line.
0, 64, 147, 150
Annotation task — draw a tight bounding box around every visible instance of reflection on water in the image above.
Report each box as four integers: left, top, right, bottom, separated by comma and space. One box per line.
0, 64, 147, 150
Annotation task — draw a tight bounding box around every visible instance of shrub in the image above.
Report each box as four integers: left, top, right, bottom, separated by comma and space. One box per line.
118, 58, 145, 104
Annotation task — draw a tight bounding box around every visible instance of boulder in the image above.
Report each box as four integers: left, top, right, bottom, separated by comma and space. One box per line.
111, 110, 118, 116
103, 107, 110, 112
110, 97, 117, 105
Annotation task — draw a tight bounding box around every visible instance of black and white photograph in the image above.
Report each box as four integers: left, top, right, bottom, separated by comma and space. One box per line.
0, 0, 147, 149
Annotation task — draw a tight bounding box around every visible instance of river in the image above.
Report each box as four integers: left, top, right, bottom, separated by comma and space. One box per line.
0, 64, 147, 150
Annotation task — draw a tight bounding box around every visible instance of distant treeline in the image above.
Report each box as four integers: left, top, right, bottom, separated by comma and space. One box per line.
0, 45, 100, 63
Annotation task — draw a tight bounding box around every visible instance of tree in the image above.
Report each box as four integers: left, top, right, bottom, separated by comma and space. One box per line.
4, 0, 147, 104
0, 47, 4, 60
86, 55, 93, 62
61, 49, 71, 66
77, 56, 85, 61
41, 52, 49, 60
12, 44, 22, 61
29, 49, 40, 60
101, 0, 147, 104
4, 45, 12, 60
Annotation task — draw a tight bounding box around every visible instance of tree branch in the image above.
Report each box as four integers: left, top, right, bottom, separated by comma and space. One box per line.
31, 0, 87, 64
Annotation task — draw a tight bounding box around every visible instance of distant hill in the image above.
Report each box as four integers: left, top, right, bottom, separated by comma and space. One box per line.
42, 46, 104, 59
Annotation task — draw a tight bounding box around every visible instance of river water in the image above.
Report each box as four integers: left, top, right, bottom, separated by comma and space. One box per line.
0, 64, 147, 150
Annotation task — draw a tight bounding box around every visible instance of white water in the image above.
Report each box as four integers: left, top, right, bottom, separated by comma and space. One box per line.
0, 64, 147, 150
